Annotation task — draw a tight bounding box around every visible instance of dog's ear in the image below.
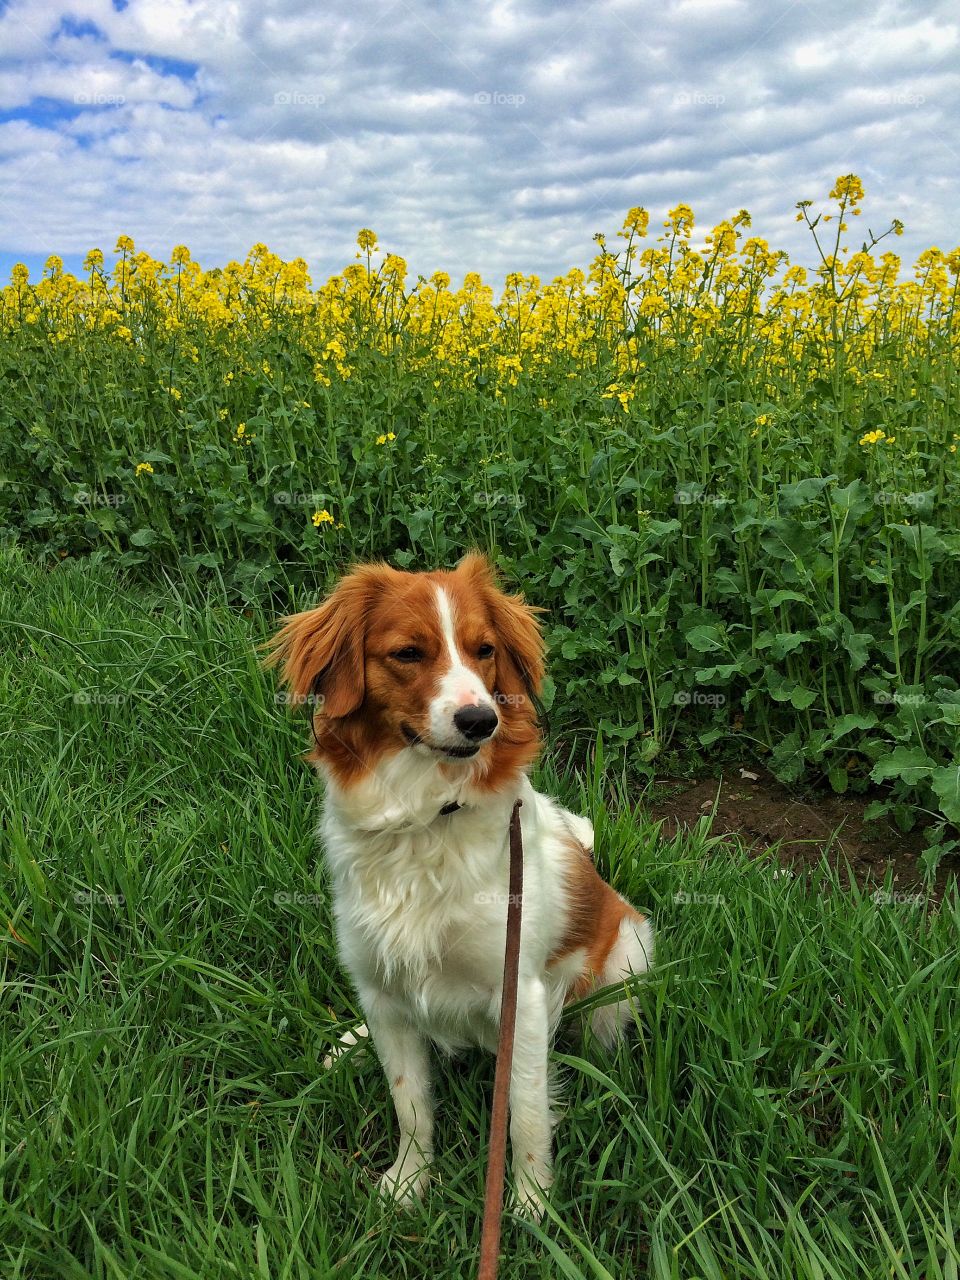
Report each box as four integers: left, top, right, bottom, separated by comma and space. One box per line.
459, 552, 545, 699
264, 567, 385, 718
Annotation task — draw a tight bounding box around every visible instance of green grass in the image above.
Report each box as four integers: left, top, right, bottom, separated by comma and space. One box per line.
2, 548, 959, 1279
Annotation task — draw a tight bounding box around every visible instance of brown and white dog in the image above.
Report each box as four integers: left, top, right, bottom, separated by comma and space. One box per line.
267, 553, 653, 1216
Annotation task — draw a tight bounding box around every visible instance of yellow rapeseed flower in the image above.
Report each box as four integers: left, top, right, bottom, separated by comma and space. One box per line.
859, 429, 893, 447
312, 509, 334, 527
135, 462, 154, 476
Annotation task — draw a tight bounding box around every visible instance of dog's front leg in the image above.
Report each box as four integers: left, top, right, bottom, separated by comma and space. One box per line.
508, 976, 553, 1218
362, 989, 434, 1205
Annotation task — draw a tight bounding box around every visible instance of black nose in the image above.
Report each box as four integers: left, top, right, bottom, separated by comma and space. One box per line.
453, 705, 499, 741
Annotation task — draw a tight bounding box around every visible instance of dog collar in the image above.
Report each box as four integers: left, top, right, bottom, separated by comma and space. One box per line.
438, 801, 463, 817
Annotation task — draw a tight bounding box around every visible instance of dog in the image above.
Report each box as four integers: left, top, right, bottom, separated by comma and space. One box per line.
266, 552, 653, 1216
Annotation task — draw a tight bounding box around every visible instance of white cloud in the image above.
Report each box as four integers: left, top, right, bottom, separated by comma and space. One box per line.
0, 0, 957, 282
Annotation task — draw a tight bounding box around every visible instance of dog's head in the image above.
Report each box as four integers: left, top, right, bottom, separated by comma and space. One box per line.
265, 553, 545, 782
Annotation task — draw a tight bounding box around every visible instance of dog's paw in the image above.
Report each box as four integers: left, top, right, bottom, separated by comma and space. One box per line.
510, 1169, 552, 1221
322, 1022, 368, 1070
379, 1157, 431, 1206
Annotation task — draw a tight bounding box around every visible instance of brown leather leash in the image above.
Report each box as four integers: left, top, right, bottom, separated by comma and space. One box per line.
477, 798, 524, 1280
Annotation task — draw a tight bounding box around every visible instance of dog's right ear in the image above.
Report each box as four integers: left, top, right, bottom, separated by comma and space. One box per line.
263, 566, 385, 719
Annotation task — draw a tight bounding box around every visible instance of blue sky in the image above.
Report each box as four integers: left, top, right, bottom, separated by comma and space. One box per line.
0, 0, 957, 286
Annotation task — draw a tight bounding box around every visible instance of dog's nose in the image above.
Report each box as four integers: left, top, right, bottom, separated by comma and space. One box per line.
453, 704, 499, 741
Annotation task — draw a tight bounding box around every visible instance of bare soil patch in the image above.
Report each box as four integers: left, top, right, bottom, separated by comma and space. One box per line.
648, 769, 960, 900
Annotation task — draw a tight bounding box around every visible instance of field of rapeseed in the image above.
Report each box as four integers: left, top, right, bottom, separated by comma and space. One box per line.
3, 176, 959, 843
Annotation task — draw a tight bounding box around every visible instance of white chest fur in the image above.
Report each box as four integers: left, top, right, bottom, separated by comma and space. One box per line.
318, 754, 576, 1050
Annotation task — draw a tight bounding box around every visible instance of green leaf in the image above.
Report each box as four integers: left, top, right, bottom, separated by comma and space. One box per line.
129, 527, 158, 547
767, 589, 808, 608
778, 476, 831, 512
789, 685, 817, 710
770, 630, 812, 660
759, 519, 818, 562
841, 630, 872, 670
870, 747, 937, 785
829, 478, 872, 516
828, 765, 849, 793
685, 625, 725, 654
825, 712, 879, 744
930, 765, 960, 824
863, 799, 890, 822
887, 522, 948, 561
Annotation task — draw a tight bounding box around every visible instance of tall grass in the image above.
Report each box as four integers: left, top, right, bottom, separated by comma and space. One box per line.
2, 549, 959, 1279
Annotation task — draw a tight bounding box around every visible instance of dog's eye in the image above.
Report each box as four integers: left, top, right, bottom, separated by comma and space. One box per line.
477, 643, 495, 659
390, 646, 423, 664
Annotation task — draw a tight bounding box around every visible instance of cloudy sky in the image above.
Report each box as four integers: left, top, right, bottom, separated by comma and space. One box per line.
0, 0, 957, 286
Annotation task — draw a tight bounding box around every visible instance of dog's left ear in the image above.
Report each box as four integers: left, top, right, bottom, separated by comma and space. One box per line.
459, 552, 545, 698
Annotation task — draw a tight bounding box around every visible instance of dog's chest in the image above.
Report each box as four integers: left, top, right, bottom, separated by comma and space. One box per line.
329, 810, 510, 990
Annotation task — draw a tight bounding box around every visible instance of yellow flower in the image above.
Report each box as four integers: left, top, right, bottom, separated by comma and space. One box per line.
135, 462, 154, 477
171, 245, 191, 266
312, 509, 334, 527
375, 432, 397, 445
115, 235, 135, 253
356, 229, 377, 252
859, 429, 893, 447
754, 414, 770, 427
620, 207, 650, 238
829, 174, 864, 207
